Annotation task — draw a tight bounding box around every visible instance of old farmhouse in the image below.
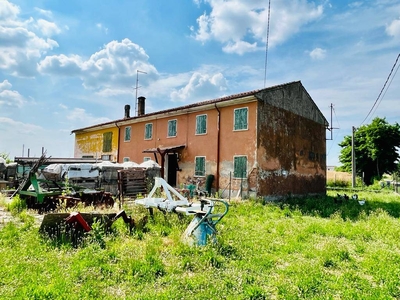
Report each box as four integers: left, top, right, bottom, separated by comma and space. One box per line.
72, 81, 328, 199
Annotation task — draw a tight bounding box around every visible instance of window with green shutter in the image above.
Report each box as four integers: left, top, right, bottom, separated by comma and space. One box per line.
195, 156, 206, 177
124, 126, 131, 142
234, 107, 248, 130
196, 114, 207, 135
168, 119, 177, 137
233, 156, 247, 178
102, 132, 113, 152
145, 123, 153, 140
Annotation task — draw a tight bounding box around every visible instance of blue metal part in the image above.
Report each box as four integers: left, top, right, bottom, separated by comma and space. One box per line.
182, 198, 229, 246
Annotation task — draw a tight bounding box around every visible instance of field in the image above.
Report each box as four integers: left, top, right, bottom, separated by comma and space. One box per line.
1, 190, 400, 299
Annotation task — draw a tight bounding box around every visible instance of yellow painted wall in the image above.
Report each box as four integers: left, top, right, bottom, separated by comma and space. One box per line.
74, 127, 119, 161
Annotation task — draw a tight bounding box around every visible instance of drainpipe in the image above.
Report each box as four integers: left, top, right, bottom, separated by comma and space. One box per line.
115, 122, 120, 162
215, 103, 220, 192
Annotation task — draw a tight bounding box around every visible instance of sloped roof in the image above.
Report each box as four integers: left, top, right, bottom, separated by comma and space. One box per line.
72, 81, 326, 133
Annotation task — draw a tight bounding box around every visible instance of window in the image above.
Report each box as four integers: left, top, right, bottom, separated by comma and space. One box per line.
233, 156, 247, 178
168, 119, 177, 137
124, 126, 131, 142
101, 154, 111, 161
144, 157, 151, 162
145, 123, 153, 140
82, 155, 94, 159
196, 114, 207, 135
195, 156, 206, 177
123, 157, 130, 162
102, 132, 113, 152
234, 107, 248, 131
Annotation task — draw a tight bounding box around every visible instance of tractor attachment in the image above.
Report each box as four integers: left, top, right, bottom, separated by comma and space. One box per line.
135, 177, 229, 246
39, 210, 146, 246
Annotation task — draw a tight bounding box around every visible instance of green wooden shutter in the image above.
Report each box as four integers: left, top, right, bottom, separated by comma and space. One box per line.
168, 120, 177, 137
124, 127, 131, 141
195, 157, 205, 176
234, 108, 248, 130
234, 156, 247, 178
145, 123, 152, 139
196, 115, 207, 134
103, 132, 113, 152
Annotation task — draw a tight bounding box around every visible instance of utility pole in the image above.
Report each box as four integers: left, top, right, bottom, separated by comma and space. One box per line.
352, 126, 356, 188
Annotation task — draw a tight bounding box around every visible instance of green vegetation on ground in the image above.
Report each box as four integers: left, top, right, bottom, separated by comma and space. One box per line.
1, 191, 400, 299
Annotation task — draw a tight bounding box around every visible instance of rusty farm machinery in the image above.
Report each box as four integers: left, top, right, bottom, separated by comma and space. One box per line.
7, 154, 229, 246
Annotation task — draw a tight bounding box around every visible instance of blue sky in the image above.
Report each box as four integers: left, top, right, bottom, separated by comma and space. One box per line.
0, 0, 399, 166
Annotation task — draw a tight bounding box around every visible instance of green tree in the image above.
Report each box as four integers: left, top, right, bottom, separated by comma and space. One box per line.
0, 153, 12, 164
338, 117, 400, 185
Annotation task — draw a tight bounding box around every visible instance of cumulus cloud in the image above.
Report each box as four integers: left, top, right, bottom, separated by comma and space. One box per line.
191, 0, 324, 55
38, 38, 158, 92
36, 19, 61, 36
0, 0, 59, 76
170, 72, 227, 102
0, 0, 20, 24
0, 79, 25, 107
309, 47, 327, 60
60, 105, 111, 126
386, 18, 400, 39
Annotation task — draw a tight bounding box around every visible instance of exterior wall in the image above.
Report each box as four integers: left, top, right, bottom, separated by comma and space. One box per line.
255, 83, 326, 198
218, 101, 258, 195
118, 101, 258, 192
74, 127, 119, 162
72, 81, 327, 198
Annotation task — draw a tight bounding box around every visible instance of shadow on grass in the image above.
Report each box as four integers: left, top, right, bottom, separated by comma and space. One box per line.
272, 193, 400, 221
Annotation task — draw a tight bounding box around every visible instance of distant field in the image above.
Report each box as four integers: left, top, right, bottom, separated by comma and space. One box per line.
327, 170, 352, 182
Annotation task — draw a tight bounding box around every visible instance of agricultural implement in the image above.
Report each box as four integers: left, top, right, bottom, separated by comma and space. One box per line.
135, 177, 229, 246
11, 154, 114, 211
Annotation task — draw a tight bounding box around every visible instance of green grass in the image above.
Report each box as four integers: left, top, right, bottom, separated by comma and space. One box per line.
1, 191, 400, 299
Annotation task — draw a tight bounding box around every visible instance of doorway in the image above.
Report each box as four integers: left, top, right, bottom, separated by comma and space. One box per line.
167, 153, 178, 186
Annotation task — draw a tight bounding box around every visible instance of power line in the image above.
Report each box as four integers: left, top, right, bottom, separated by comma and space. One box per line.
360, 53, 400, 126
368, 58, 400, 123
263, 0, 271, 88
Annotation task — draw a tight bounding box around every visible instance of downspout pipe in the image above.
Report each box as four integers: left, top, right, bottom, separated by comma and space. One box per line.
215, 103, 220, 192
115, 122, 120, 162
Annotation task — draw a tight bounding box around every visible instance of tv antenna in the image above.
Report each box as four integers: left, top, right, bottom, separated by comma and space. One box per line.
135, 70, 147, 116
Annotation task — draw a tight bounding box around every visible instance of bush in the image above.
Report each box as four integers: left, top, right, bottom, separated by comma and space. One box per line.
327, 179, 350, 188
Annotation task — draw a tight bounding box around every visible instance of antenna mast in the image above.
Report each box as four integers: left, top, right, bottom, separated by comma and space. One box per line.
264, 0, 271, 88
135, 70, 147, 116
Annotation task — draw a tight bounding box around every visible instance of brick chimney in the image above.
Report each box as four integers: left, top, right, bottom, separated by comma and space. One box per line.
138, 96, 146, 116
124, 104, 130, 118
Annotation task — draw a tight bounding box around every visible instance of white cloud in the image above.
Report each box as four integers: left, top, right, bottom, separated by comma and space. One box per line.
0, 0, 20, 24
0, 1, 59, 76
0, 79, 25, 107
38, 38, 158, 93
36, 19, 61, 36
222, 40, 258, 55
309, 47, 327, 60
96, 23, 108, 34
0, 117, 41, 133
170, 72, 227, 102
60, 105, 111, 126
386, 18, 400, 38
191, 0, 324, 54
34, 7, 53, 18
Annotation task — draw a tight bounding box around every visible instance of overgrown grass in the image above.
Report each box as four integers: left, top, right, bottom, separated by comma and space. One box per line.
1, 191, 400, 299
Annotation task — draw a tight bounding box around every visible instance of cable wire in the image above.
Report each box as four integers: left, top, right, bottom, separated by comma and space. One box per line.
263, 0, 271, 88
360, 53, 400, 126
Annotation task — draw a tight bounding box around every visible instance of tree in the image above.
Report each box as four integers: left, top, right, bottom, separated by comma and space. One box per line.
338, 117, 400, 185
0, 153, 12, 164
